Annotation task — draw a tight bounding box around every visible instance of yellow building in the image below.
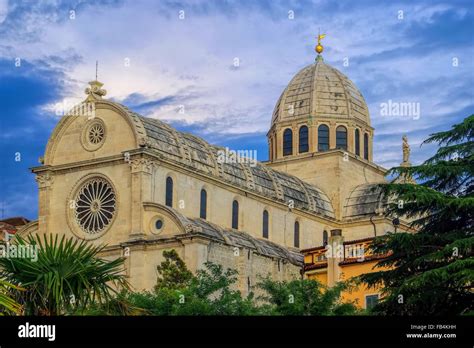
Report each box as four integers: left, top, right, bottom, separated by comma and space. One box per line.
18, 41, 412, 296
303, 234, 392, 310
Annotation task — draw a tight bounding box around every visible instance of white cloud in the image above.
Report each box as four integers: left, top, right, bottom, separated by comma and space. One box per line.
1, 0, 472, 169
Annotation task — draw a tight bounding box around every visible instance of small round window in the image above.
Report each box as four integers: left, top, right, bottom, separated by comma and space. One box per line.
155, 220, 163, 230
150, 217, 164, 235
81, 118, 106, 151
88, 123, 104, 144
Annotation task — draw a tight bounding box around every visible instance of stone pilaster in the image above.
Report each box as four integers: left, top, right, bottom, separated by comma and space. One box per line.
309, 121, 316, 153
327, 229, 344, 287
182, 238, 210, 273
276, 127, 283, 160
369, 131, 373, 162
292, 125, 297, 156
347, 124, 354, 154
35, 171, 54, 234
128, 157, 154, 237
329, 121, 336, 149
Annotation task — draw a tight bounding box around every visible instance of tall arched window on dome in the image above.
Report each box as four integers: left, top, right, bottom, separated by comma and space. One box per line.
298, 126, 309, 153
323, 230, 328, 246
262, 210, 269, 239
318, 125, 330, 151
336, 126, 347, 150
200, 189, 207, 219
165, 177, 173, 207
294, 221, 300, 248
232, 200, 239, 229
355, 129, 361, 156
283, 129, 293, 156
364, 133, 369, 160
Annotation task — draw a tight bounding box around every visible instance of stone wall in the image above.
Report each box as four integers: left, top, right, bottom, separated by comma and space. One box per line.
99, 238, 301, 297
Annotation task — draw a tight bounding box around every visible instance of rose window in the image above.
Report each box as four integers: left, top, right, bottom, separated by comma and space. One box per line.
74, 178, 116, 234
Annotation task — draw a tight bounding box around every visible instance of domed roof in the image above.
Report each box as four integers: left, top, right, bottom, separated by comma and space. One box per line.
271, 59, 370, 127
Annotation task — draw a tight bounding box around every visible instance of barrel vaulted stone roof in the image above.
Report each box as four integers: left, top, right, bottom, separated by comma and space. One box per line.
190, 217, 303, 266
142, 203, 303, 267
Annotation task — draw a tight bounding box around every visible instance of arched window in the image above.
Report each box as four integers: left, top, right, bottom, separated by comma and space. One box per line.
323, 230, 328, 246
355, 129, 360, 156
165, 177, 173, 207
364, 133, 369, 160
283, 128, 293, 156
200, 189, 207, 219
262, 210, 269, 239
232, 200, 239, 229
298, 126, 309, 153
294, 221, 300, 248
336, 126, 347, 150
318, 125, 329, 151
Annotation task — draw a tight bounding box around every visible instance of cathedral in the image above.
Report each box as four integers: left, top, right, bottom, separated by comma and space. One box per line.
18, 41, 411, 299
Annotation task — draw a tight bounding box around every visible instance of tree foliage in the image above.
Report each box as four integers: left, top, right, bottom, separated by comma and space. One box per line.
129, 258, 257, 315
257, 277, 358, 315
0, 238, 359, 316
361, 115, 474, 315
154, 249, 193, 291
0, 234, 129, 315
0, 279, 23, 315
109, 250, 358, 316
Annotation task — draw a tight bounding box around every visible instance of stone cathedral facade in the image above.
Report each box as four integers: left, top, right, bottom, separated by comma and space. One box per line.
19, 52, 410, 295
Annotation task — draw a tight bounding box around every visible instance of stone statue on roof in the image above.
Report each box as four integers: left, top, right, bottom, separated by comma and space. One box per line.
402, 135, 410, 164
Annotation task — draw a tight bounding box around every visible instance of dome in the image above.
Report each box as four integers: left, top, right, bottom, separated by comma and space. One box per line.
271, 59, 370, 127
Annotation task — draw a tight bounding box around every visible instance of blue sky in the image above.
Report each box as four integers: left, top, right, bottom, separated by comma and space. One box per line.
0, 0, 473, 220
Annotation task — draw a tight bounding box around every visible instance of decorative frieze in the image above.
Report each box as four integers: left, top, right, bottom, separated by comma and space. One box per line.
128, 158, 155, 174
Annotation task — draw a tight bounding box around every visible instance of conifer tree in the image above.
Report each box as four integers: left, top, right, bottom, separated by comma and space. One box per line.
154, 249, 193, 291
361, 115, 474, 315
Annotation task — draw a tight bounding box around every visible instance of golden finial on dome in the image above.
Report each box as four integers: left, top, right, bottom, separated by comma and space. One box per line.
315, 32, 326, 58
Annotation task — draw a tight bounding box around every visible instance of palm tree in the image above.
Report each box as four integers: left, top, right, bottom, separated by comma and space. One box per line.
0, 234, 129, 315
0, 279, 23, 315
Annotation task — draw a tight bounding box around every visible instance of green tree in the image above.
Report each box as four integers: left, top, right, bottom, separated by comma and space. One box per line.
0, 234, 129, 315
257, 277, 358, 315
129, 255, 257, 315
361, 115, 474, 315
154, 249, 193, 291
179, 262, 257, 315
